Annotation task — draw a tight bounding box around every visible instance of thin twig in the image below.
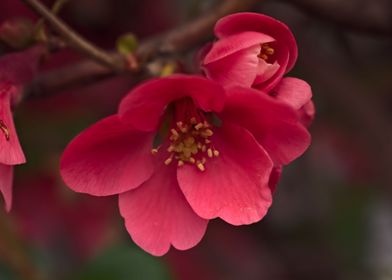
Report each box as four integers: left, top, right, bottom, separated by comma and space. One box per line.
20, 0, 126, 71
25, 0, 260, 98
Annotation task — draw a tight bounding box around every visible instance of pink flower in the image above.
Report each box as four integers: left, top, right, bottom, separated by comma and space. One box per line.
60, 75, 310, 256
201, 12, 297, 92
0, 46, 41, 211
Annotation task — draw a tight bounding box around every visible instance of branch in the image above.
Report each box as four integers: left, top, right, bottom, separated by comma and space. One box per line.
137, 0, 261, 62
20, 0, 126, 71
25, 0, 260, 98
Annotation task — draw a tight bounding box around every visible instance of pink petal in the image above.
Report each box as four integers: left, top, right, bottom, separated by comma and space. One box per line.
221, 86, 311, 165
0, 164, 13, 212
119, 75, 225, 131
119, 152, 208, 256
299, 100, 315, 127
0, 84, 25, 165
253, 59, 280, 85
177, 122, 273, 226
214, 12, 297, 72
274, 77, 312, 110
268, 166, 282, 193
203, 31, 274, 64
60, 115, 155, 196
202, 44, 260, 88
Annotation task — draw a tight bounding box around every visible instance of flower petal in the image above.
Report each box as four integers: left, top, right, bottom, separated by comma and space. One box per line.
253, 59, 280, 85
202, 45, 260, 88
268, 166, 282, 194
221, 87, 311, 165
274, 77, 312, 110
60, 115, 154, 196
119, 152, 208, 256
0, 84, 25, 165
203, 31, 274, 64
214, 12, 297, 72
119, 75, 225, 131
0, 164, 13, 212
177, 122, 273, 226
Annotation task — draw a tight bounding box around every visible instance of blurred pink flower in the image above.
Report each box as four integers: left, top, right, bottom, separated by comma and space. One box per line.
60, 75, 310, 256
0, 47, 41, 211
201, 12, 297, 92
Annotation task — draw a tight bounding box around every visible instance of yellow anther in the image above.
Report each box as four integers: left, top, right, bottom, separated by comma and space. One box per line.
170, 128, 179, 137
178, 160, 184, 167
151, 148, 158, 155
265, 48, 274, 55
207, 148, 213, 158
197, 142, 203, 149
195, 123, 204, 130
180, 126, 188, 133
205, 139, 211, 144
164, 156, 173, 165
197, 162, 205, 172
259, 54, 268, 61
0, 120, 10, 141
189, 157, 196, 164
213, 150, 220, 157
202, 129, 213, 137
167, 145, 175, 152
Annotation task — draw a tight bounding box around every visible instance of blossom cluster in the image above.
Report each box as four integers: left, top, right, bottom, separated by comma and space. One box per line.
0, 12, 314, 256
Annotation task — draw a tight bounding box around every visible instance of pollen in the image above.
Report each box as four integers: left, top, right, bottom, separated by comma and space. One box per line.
0, 120, 10, 141
258, 43, 275, 62
163, 118, 219, 171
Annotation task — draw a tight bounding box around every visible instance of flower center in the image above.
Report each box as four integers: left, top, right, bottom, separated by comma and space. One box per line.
0, 120, 10, 141
151, 99, 219, 171
258, 43, 275, 62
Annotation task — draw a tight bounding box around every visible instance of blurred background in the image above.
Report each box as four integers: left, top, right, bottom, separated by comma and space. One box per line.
1, 0, 392, 279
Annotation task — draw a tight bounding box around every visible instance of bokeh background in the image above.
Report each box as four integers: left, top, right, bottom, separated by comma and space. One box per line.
1, 0, 392, 279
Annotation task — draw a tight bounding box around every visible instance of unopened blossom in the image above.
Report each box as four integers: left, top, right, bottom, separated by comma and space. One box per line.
61, 75, 310, 256
201, 12, 297, 92
0, 46, 41, 211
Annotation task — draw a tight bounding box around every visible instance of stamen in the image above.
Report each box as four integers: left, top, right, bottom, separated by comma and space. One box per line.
170, 128, 179, 137
0, 120, 10, 141
258, 43, 275, 61
164, 155, 173, 165
151, 148, 158, 155
197, 162, 205, 172
207, 148, 213, 158
195, 123, 204, 130
178, 160, 184, 167
213, 150, 220, 157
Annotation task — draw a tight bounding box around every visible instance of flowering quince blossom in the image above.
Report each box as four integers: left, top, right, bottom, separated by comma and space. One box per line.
60, 74, 310, 256
0, 47, 41, 211
201, 12, 315, 126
